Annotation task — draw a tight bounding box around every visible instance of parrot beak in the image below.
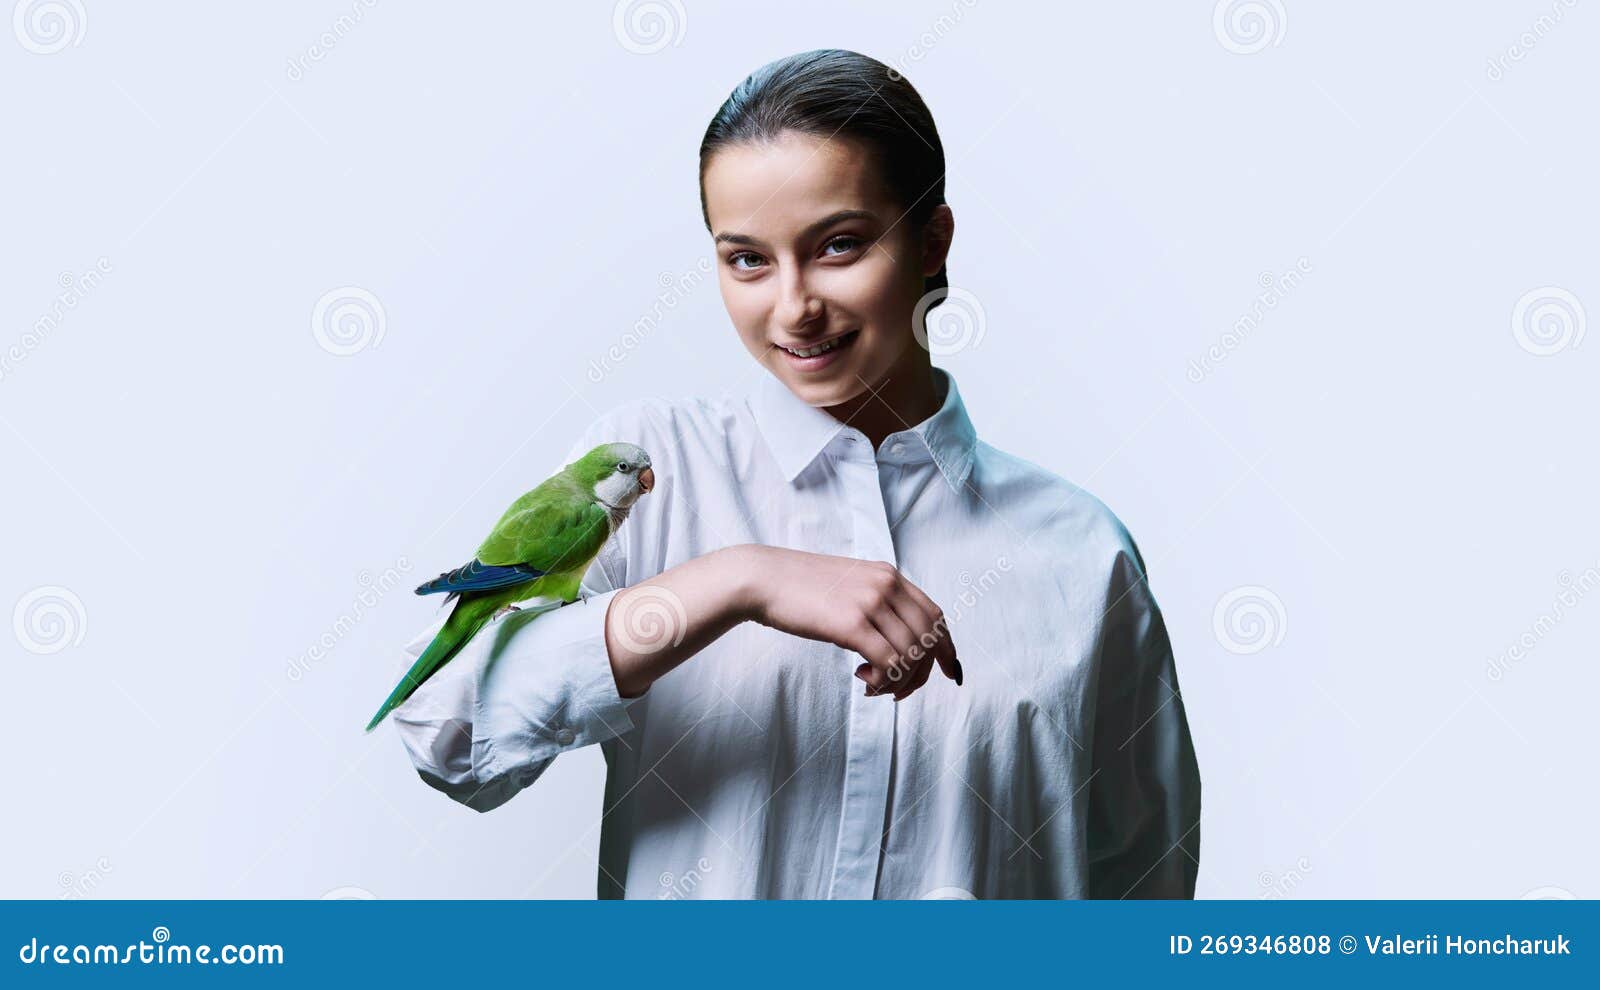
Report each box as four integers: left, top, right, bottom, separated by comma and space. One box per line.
638, 466, 655, 494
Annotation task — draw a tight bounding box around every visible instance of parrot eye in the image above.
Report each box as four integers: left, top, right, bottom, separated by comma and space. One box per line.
616, 461, 631, 473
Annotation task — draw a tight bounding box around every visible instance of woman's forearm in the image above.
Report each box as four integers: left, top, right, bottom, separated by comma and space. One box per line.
604, 544, 762, 698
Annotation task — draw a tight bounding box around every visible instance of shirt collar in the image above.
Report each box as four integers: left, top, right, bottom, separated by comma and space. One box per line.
748, 365, 978, 493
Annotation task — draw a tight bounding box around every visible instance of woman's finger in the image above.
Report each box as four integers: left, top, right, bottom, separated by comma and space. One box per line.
842, 620, 898, 694
894, 578, 961, 686
892, 654, 934, 700
873, 590, 932, 688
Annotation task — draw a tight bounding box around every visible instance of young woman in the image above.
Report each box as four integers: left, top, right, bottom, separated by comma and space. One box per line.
390, 49, 1200, 899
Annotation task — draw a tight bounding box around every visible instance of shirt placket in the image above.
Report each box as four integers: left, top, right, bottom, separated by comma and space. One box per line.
826, 437, 899, 900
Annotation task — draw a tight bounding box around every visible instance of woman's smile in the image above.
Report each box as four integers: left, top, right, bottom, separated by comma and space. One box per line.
775, 328, 860, 371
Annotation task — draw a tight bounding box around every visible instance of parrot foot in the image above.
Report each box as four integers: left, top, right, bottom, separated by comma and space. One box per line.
493, 604, 522, 620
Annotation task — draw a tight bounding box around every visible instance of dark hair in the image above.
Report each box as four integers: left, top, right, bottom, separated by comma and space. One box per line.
698, 48, 949, 309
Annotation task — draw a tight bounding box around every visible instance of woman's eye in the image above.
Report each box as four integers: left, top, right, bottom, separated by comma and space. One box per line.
822, 235, 862, 256
728, 252, 764, 272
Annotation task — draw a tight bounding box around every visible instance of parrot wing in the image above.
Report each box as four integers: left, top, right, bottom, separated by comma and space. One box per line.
413, 483, 611, 602
477, 493, 612, 574
413, 558, 548, 597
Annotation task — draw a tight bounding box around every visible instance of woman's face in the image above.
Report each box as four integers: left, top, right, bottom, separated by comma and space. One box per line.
703, 130, 951, 409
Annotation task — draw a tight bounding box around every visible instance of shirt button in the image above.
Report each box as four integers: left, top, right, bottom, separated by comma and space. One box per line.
556, 728, 575, 746
890, 441, 905, 454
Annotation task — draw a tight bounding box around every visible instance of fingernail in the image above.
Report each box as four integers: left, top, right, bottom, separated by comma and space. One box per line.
953, 659, 964, 686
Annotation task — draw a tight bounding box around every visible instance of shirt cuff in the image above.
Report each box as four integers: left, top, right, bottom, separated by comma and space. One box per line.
473, 587, 648, 784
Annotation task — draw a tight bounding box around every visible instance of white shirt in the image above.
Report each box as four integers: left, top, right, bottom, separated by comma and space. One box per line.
390, 365, 1201, 898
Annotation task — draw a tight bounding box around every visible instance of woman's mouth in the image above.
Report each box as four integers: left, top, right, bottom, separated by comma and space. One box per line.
775, 329, 860, 371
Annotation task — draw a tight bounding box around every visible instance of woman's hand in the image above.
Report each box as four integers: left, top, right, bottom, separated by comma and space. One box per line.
734, 545, 962, 700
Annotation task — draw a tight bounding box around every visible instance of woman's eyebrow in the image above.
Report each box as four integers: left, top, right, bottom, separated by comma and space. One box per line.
714, 209, 878, 248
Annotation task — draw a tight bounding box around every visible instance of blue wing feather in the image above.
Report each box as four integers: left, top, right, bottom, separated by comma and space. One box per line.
414, 558, 547, 597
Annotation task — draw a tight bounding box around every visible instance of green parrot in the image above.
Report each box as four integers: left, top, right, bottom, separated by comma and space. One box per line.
365, 441, 654, 731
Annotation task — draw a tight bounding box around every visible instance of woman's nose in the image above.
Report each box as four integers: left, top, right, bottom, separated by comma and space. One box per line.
776, 272, 823, 329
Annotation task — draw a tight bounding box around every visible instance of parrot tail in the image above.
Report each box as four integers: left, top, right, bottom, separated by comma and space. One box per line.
365, 598, 495, 732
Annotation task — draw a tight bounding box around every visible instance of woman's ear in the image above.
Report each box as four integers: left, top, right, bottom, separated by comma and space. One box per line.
921, 204, 955, 277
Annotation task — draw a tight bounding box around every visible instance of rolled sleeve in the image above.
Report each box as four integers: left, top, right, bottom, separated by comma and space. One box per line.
392, 585, 649, 812
473, 587, 648, 778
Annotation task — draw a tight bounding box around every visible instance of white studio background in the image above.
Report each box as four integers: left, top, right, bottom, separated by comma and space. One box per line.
1, 2, 1594, 900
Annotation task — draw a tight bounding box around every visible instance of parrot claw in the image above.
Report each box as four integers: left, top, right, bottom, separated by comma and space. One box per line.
493, 604, 522, 620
